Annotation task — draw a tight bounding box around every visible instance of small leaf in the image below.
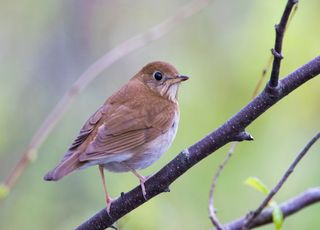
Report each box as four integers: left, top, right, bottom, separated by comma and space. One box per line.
0, 184, 10, 200
244, 177, 269, 195
270, 201, 284, 230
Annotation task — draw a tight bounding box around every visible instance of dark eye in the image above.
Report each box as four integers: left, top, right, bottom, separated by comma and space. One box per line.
153, 71, 163, 81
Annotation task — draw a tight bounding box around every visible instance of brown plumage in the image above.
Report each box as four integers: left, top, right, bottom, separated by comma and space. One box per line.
44, 61, 188, 211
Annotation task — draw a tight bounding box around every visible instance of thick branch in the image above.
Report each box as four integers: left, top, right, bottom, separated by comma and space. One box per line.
269, 0, 298, 87
76, 56, 320, 230
225, 187, 320, 230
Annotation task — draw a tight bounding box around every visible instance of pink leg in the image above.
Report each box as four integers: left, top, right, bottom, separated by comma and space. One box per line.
99, 165, 113, 213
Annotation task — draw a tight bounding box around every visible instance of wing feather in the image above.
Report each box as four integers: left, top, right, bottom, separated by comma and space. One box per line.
79, 97, 177, 162
67, 106, 104, 152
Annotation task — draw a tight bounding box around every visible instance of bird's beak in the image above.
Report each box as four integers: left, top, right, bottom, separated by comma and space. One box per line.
165, 75, 189, 84
177, 75, 189, 82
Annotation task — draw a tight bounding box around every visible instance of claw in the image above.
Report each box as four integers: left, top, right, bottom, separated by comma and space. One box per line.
139, 176, 147, 200
106, 196, 113, 216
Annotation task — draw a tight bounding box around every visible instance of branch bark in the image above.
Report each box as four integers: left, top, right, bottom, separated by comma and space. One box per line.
225, 187, 320, 230
76, 56, 320, 230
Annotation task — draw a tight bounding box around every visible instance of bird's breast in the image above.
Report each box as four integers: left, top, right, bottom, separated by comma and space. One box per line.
103, 111, 179, 172
136, 114, 179, 168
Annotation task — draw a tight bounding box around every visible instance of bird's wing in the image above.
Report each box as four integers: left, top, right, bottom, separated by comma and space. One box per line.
58, 105, 105, 162
79, 100, 176, 162
43, 106, 105, 180
68, 106, 104, 151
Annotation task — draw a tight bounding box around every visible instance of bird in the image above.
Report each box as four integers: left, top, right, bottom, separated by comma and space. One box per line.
44, 61, 188, 212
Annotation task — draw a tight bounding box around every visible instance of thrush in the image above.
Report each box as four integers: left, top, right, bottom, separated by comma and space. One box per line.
44, 61, 188, 212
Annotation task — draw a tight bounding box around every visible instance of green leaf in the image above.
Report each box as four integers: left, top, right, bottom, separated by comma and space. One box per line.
244, 177, 269, 195
270, 201, 284, 230
0, 184, 10, 200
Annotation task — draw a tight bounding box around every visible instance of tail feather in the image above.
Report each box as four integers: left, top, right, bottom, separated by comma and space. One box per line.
44, 153, 83, 181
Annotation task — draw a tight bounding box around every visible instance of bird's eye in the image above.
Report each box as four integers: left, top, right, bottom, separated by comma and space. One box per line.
153, 71, 163, 81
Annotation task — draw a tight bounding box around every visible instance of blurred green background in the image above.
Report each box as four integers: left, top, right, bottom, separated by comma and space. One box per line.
0, 0, 319, 229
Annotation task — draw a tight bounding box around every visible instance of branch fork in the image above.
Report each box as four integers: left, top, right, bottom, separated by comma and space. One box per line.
269, 0, 298, 87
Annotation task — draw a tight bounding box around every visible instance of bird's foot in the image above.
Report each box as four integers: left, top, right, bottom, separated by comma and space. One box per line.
105, 195, 114, 216
138, 176, 148, 200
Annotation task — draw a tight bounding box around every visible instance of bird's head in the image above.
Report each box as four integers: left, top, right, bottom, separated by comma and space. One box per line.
135, 61, 189, 102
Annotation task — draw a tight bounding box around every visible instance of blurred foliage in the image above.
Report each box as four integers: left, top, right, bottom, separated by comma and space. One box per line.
0, 0, 319, 229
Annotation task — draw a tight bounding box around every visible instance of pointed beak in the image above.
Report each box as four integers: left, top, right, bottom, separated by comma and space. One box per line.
177, 75, 189, 82
165, 75, 189, 84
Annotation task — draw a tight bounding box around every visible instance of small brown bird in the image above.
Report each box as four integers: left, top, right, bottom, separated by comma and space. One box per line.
44, 61, 188, 212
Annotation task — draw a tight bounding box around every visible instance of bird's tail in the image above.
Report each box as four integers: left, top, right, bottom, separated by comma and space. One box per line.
44, 152, 83, 181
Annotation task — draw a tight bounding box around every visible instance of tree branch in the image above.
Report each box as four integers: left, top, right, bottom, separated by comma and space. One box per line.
76, 56, 320, 230
224, 187, 320, 230
243, 132, 320, 229
269, 0, 298, 87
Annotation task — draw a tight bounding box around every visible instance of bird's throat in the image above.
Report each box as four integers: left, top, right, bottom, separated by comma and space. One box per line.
161, 83, 179, 103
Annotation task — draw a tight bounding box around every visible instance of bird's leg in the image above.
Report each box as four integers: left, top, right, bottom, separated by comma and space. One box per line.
98, 165, 113, 214
122, 163, 148, 200
131, 169, 148, 199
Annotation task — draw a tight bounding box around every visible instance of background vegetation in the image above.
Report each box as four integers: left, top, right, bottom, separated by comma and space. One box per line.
0, 0, 319, 229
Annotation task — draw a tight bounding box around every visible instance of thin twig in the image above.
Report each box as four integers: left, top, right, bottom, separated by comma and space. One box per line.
225, 187, 320, 230
243, 132, 320, 229
269, 0, 298, 87
0, 0, 213, 198
209, 142, 237, 229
